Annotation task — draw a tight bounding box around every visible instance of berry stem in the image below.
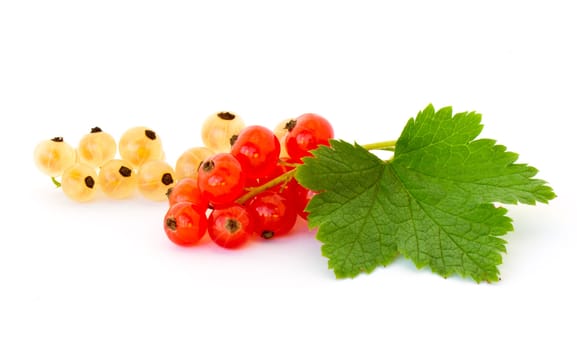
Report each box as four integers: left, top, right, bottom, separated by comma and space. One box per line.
236, 168, 297, 205
362, 140, 397, 151
278, 159, 301, 168
51, 176, 61, 188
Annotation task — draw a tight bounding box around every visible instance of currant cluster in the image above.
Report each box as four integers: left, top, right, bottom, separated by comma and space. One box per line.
165, 111, 334, 249
33, 126, 176, 202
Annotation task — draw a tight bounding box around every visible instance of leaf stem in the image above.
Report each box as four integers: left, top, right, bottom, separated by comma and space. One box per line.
235, 138, 396, 204
236, 168, 297, 205
361, 140, 397, 151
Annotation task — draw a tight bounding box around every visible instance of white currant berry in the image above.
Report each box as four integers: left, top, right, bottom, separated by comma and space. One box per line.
174, 146, 215, 181
201, 111, 245, 152
61, 163, 98, 202
273, 118, 293, 159
33, 137, 77, 177
77, 127, 117, 168
119, 126, 164, 168
98, 159, 137, 199
136, 159, 175, 201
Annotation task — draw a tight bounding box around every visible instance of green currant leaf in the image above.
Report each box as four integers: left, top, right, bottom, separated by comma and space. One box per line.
296, 104, 556, 282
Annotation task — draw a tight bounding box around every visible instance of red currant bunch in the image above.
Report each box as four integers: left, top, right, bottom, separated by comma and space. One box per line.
33, 112, 333, 249
165, 111, 333, 249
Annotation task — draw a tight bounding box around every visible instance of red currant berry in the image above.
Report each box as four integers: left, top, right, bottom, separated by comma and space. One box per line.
246, 157, 296, 190
246, 190, 298, 239
285, 113, 334, 162
167, 177, 208, 209
230, 125, 280, 181
208, 204, 254, 249
295, 183, 316, 220
164, 202, 208, 246
197, 153, 246, 207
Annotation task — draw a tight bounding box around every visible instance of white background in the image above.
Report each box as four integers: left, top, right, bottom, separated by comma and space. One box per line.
1, 1, 575, 349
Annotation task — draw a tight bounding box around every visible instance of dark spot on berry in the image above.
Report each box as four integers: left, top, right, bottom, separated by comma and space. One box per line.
166, 217, 177, 231
229, 134, 238, 146
201, 160, 215, 172
217, 112, 236, 120
225, 219, 240, 234
261, 230, 274, 239
118, 166, 132, 177
84, 176, 95, 189
165, 187, 173, 198
285, 119, 297, 132
90, 127, 102, 133
161, 173, 174, 185
51, 137, 64, 142
145, 129, 157, 140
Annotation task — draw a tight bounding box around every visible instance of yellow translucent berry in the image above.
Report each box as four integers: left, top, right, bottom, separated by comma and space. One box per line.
33, 137, 77, 177
119, 127, 164, 168
136, 159, 175, 201
273, 118, 294, 159
174, 146, 215, 181
61, 163, 98, 202
201, 111, 245, 152
98, 159, 137, 199
77, 127, 117, 168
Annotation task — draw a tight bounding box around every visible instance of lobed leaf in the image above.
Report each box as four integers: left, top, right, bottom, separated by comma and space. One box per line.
296, 104, 556, 281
